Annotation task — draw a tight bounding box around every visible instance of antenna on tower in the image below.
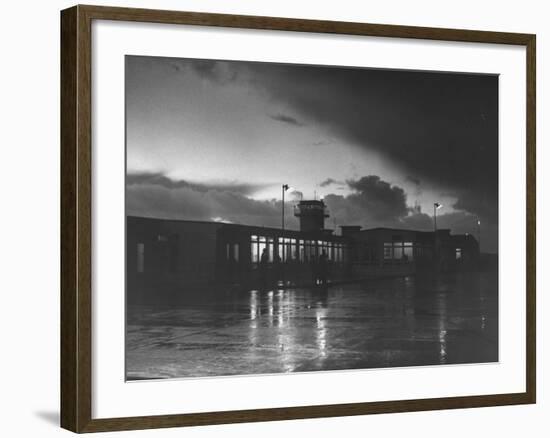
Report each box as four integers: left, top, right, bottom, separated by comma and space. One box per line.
314, 190, 317, 200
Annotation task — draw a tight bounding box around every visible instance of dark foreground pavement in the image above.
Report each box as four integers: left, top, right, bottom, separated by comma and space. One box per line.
126, 270, 498, 379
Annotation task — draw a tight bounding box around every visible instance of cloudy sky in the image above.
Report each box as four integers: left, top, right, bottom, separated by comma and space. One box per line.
126, 55, 498, 253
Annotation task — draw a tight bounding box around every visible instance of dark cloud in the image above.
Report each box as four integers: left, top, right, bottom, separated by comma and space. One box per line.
322, 175, 495, 251
319, 178, 344, 187
189, 59, 239, 84
269, 113, 304, 127
127, 172, 269, 197
406, 175, 422, 196
452, 190, 497, 224
346, 175, 409, 221
324, 175, 407, 225
241, 62, 498, 224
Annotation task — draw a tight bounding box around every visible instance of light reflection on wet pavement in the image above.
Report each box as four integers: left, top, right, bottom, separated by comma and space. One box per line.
126, 271, 498, 380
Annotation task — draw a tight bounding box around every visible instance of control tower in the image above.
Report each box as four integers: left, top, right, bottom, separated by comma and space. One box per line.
293, 199, 329, 233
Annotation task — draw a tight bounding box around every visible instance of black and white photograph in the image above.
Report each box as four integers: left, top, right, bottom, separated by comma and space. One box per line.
125, 55, 499, 380
1, 0, 543, 435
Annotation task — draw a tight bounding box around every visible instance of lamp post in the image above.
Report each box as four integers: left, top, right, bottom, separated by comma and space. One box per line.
433, 202, 442, 232
282, 184, 290, 232
281, 184, 291, 286
477, 219, 481, 253
433, 202, 442, 268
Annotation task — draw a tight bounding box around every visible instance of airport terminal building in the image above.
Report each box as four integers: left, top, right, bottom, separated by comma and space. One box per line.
127, 199, 479, 300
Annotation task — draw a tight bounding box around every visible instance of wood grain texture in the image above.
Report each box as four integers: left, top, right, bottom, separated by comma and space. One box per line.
525, 34, 536, 404
60, 4, 536, 433
60, 5, 78, 432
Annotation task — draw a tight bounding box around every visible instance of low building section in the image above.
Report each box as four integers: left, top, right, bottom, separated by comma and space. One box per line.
127, 200, 481, 300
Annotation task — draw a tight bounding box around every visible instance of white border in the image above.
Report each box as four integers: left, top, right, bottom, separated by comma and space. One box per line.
92, 20, 526, 419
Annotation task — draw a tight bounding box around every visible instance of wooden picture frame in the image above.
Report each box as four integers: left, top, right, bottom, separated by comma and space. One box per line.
61, 4, 536, 433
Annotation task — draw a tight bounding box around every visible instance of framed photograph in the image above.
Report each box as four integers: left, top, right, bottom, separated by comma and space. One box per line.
60, 5, 536, 433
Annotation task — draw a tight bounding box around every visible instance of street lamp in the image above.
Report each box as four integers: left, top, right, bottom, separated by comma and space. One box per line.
282, 184, 290, 232
433, 202, 443, 267
281, 184, 292, 286
477, 219, 481, 252
433, 202, 442, 232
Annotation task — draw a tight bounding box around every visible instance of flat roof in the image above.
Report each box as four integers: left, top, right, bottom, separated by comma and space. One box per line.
127, 215, 344, 238
360, 227, 450, 233
127, 216, 465, 238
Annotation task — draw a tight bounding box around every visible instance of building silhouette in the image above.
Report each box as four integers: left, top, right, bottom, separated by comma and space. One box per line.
127, 199, 479, 302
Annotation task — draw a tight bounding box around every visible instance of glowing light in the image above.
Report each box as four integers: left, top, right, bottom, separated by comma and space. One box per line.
438, 294, 447, 364
211, 216, 232, 223
249, 290, 258, 321
316, 308, 327, 358
268, 290, 274, 326
439, 329, 447, 363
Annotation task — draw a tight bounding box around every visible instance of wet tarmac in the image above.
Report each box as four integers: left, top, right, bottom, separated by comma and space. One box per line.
126, 271, 498, 380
